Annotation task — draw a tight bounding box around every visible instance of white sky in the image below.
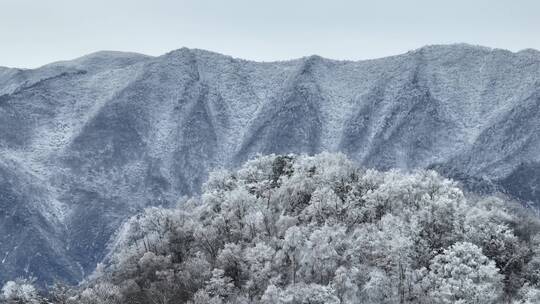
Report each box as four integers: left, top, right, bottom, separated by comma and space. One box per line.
1, 0, 539, 68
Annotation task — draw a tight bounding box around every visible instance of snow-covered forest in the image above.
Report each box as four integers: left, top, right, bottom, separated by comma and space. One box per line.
3, 153, 540, 304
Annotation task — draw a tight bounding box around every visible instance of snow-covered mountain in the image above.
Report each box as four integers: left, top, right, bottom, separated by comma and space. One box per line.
0, 44, 539, 285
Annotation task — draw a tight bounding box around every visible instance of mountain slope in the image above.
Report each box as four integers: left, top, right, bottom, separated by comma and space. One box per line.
0, 44, 539, 285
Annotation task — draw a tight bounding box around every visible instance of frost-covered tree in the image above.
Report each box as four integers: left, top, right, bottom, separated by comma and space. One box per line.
423, 242, 503, 304
78, 283, 123, 304
330, 266, 360, 304
514, 284, 540, 304
261, 283, 339, 304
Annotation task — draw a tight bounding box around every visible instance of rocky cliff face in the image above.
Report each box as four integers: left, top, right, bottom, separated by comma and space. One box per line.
0, 44, 539, 284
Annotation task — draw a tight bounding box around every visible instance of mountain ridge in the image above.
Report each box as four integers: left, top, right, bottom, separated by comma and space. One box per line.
4, 43, 539, 72
0, 43, 539, 285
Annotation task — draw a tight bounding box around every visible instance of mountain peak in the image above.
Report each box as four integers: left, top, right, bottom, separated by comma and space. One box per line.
46, 50, 151, 70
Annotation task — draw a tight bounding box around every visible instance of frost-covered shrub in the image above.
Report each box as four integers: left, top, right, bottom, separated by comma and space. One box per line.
1, 278, 42, 304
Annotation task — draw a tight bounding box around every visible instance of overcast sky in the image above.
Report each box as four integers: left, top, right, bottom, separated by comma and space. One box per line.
1, 0, 539, 68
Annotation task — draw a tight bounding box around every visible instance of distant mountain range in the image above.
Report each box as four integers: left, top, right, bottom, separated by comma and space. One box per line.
0, 44, 539, 285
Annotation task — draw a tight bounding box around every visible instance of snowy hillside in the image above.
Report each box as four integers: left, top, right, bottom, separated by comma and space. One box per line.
0, 44, 539, 284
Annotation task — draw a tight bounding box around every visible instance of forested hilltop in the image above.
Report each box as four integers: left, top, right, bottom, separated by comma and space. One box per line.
3, 153, 540, 303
